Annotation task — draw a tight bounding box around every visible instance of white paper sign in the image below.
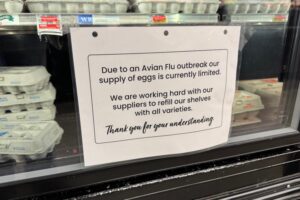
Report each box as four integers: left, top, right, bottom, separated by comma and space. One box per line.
70, 26, 241, 166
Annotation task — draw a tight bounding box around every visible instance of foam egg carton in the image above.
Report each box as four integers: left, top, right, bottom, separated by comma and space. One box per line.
0, 105, 56, 121
0, 101, 54, 115
0, 121, 63, 162
130, 0, 220, 14
0, 136, 61, 163
0, 0, 5, 12
0, 0, 24, 13
0, 83, 56, 107
0, 66, 50, 95
224, 0, 290, 15
232, 90, 264, 127
239, 78, 283, 108
0, 144, 58, 163
26, 0, 129, 13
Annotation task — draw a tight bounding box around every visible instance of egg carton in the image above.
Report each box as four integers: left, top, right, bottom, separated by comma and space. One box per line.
239, 78, 283, 108
259, 107, 281, 121
130, 0, 220, 14
0, 101, 54, 115
259, 86, 282, 108
0, 0, 25, 13
0, 83, 56, 107
27, 0, 129, 13
0, 0, 5, 12
0, 105, 56, 121
232, 117, 261, 127
0, 66, 50, 94
0, 143, 57, 163
0, 81, 50, 95
232, 90, 264, 127
0, 121, 63, 162
0, 134, 62, 163
223, 0, 290, 14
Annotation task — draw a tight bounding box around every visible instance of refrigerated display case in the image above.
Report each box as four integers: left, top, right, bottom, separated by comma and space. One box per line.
0, 0, 299, 199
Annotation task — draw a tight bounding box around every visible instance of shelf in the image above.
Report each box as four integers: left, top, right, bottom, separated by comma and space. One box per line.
229, 14, 289, 23
0, 13, 219, 27
0, 13, 290, 34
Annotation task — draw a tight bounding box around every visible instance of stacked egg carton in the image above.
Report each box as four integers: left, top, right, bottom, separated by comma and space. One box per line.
223, 0, 290, 15
239, 78, 283, 121
0, 0, 5, 12
0, 121, 63, 162
26, 0, 129, 13
232, 90, 264, 127
0, 66, 63, 162
129, 0, 220, 14
0, 0, 25, 13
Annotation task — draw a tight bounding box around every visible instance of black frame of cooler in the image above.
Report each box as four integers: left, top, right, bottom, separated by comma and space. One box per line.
0, 10, 300, 200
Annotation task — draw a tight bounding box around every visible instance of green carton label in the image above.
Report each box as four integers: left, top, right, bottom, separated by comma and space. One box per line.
0, 15, 14, 22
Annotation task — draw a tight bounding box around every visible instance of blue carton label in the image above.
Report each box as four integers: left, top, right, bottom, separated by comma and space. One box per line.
0, 97, 8, 102
30, 96, 40, 100
0, 131, 7, 137
78, 15, 93, 25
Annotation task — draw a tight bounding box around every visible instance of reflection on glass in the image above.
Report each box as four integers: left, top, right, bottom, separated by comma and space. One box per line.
0, 35, 80, 177
232, 78, 284, 129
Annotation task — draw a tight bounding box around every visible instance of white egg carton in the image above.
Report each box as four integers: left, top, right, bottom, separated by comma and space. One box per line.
0, 144, 57, 163
239, 78, 283, 108
0, 83, 56, 107
27, 0, 129, 13
0, 121, 63, 162
232, 90, 264, 127
224, 0, 290, 15
239, 79, 283, 122
0, 66, 50, 95
0, 105, 56, 121
0, 0, 5, 12
0, 0, 24, 13
0, 101, 54, 115
130, 0, 220, 14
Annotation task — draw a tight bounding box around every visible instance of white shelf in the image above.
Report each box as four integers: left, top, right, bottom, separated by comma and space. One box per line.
0, 13, 219, 27
230, 14, 289, 23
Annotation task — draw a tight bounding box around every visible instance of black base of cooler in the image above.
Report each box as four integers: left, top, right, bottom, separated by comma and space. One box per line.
31, 141, 300, 199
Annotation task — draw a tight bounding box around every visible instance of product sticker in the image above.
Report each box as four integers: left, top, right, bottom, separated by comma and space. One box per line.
273, 15, 287, 22
78, 14, 94, 25
152, 15, 168, 24
0, 15, 19, 25
70, 26, 241, 166
37, 15, 63, 36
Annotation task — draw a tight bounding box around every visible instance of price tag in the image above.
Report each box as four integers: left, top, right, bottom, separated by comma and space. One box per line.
273, 15, 287, 22
37, 15, 63, 36
152, 15, 167, 24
